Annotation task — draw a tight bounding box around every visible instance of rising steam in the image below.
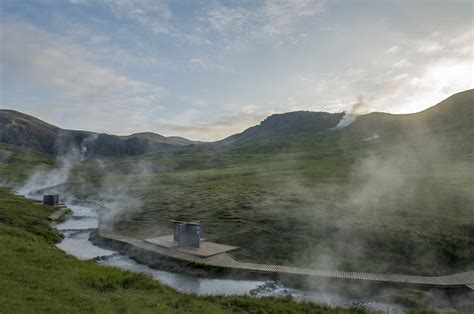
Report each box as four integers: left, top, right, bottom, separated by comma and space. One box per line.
336, 95, 371, 128
17, 148, 85, 198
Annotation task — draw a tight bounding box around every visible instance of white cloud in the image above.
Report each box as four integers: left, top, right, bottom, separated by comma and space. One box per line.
155, 112, 269, 141
2, 2, 472, 141
1, 21, 165, 131
417, 41, 445, 53
392, 59, 412, 68
204, 0, 326, 47
69, 0, 89, 5
103, 0, 172, 34
384, 46, 400, 54
192, 100, 209, 108
188, 57, 225, 72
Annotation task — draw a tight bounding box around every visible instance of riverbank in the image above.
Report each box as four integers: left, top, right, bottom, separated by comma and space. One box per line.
66, 197, 472, 312
0, 187, 364, 313
91, 228, 474, 290
57, 197, 409, 311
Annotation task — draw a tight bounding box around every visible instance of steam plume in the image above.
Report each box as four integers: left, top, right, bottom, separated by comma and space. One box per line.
337, 95, 371, 128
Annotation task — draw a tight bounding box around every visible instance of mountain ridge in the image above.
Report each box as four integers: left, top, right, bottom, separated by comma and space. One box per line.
1, 89, 472, 157
0, 109, 196, 157
219, 111, 344, 145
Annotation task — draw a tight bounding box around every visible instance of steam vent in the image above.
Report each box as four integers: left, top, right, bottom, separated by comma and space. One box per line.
43, 194, 59, 206
144, 220, 238, 258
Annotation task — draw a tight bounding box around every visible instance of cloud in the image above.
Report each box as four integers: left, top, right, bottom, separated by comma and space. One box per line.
155, 112, 269, 142
81, 0, 212, 46
291, 28, 473, 115
1, 21, 164, 98
384, 46, 400, 54
69, 0, 89, 4
188, 57, 225, 72
1, 1, 472, 141
392, 59, 412, 68
375, 29, 474, 113
102, 0, 173, 34
1, 21, 165, 131
416, 41, 445, 53
203, 0, 326, 47
68, 0, 326, 49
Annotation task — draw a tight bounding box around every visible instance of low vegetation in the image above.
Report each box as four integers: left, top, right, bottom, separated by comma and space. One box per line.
0, 187, 364, 313
0, 91, 472, 312
0, 143, 54, 183
68, 124, 473, 276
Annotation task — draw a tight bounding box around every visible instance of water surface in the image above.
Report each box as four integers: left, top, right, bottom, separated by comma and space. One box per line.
52, 201, 405, 312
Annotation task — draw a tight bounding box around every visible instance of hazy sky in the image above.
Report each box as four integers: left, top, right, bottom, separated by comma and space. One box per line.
1, 0, 473, 141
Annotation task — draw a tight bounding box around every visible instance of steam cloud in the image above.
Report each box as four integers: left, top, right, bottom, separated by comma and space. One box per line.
17, 148, 85, 198
336, 95, 371, 128
15, 134, 159, 230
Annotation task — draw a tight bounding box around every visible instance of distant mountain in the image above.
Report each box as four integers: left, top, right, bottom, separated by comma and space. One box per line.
1, 90, 472, 158
123, 132, 198, 146
220, 111, 344, 144
0, 110, 197, 157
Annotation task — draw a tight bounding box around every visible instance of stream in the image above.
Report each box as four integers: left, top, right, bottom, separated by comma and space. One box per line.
52, 201, 405, 312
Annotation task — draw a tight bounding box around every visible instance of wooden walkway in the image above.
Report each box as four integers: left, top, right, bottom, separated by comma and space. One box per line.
48, 205, 70, 221
97, 229, 474, 290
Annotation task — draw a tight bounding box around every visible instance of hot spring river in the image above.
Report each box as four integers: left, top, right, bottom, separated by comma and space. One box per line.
53, 202, 405, 312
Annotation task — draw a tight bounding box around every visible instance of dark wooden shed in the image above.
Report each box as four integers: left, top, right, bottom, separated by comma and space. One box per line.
43, 194, 59, 206
170, 220, 201, 248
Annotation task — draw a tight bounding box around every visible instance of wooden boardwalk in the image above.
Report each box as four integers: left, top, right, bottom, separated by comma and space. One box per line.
48, 205, 70, 221
97, 229, 474, 290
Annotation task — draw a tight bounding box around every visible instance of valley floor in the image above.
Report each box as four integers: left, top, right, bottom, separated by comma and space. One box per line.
0, 187, 364, 313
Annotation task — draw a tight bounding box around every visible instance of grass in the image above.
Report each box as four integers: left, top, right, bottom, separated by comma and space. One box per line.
0, 187, 366, 313
0, 95, 473, 312
56, 125, 474, 275
60, 126, 474, 276
0, 143, 54, 184
3, 120, 473, 276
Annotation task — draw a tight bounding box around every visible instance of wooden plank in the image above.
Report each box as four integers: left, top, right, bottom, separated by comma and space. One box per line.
48, 208, 69, 220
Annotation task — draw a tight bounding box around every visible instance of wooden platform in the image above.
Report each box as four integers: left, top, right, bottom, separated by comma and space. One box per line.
48, 205, 70, 221
145, 235, 238, 257
176, 241, 239, 257
145, 235, 179, 248
97, 229, 474, 290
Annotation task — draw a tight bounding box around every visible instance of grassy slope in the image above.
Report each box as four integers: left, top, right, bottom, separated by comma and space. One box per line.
0, 187, 364, 313
69, 117, 474, 276
0, 143, 54, 183
5, 100, 472, 276
1, 91, 472, 311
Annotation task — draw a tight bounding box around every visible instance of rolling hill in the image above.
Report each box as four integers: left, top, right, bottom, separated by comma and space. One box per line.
0, 89, 473, 280
2, 89, 472, 159
348, 89, 473, 135
0, 110, 197, 158
219, 111, 344, 144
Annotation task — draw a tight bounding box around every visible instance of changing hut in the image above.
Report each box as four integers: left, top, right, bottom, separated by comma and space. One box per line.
172, 220, 201, 248
144, 220, 238, 258
43, 194, 59, 206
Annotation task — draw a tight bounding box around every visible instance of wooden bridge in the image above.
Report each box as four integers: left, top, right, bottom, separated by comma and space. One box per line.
96, 229, 474, 290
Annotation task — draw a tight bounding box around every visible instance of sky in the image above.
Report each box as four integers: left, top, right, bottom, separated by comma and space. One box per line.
1, 0, 473, 141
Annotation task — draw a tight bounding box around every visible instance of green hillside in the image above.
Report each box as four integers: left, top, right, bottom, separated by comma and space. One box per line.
0, 188, 359, 313
0, 90, 473, 312
48, 90, 472, 277
0, 143, 54, 183
0, 110, 195, 157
